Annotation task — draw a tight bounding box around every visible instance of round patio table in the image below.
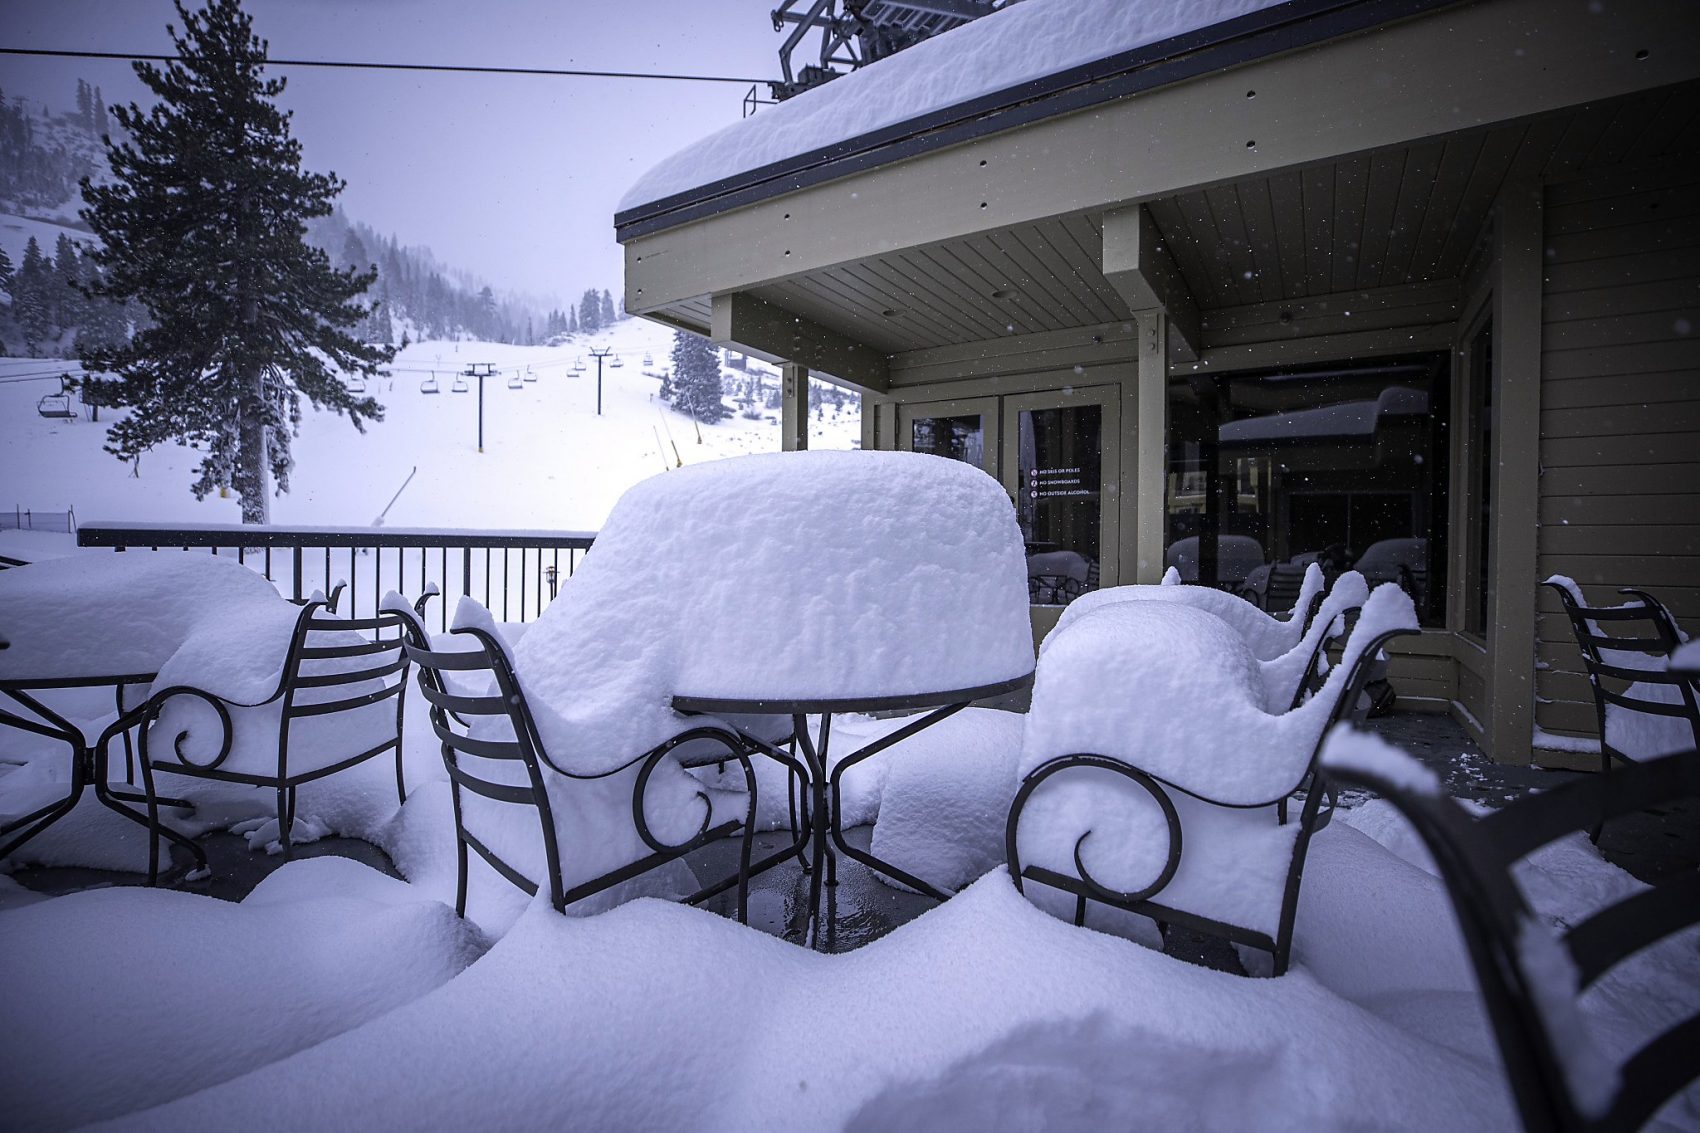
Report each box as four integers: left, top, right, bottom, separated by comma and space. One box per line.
673, 672, 1033, 950
0, 671, 208, 882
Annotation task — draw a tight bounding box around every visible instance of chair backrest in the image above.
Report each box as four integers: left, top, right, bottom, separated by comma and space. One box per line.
1325, 744, 1700, 1133
392, 605, 567, 912
1543, 582, 1700, 764
276, 599, 411, 773
1264, 562, 1311, 616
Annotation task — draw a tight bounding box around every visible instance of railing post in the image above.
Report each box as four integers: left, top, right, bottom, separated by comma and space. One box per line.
292, 546, 303, 603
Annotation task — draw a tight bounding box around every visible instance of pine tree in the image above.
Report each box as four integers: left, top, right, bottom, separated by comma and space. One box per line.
93, 87, 109, 136
599, 288, 616, 326
0, 244, 13, 297
568, 305, 578, 335
76, 79, 92, 129
15, 236, 50, 352
79, 0, 393, 523
666, 329, 731, 425
578, 288, 600, 334
52, 232, 83, 331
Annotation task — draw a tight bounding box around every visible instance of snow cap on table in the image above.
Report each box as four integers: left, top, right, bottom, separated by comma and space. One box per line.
620, 0, 1286, 212
1020, 582, 1417, 804
515, 449, 1033, 774
0, 551, 281, 682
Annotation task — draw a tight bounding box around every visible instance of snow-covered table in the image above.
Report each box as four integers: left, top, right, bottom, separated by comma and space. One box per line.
0, 668, 206, 880
0, 553, 284, 877
673, 675, 1032, 950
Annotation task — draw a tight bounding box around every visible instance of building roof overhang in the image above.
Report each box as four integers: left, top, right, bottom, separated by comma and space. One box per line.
615, 0, 1456, 243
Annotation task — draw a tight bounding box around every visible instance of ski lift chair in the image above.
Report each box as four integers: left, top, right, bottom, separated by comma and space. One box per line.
610, 355, 624, 368
451, 375, 469, 393
348, 376, 367, 395
37, 378, 76, 420
420, 374, 440, 395
1007, 594, 1417, 976
1324, 739, 1700, 1133
388, 594, 762, 921
124, 595, 413, 860
507, 371, 524, 390
522, 366, 537, 383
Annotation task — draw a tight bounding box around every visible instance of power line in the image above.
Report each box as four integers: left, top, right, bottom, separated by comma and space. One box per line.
0, 47, 768, 85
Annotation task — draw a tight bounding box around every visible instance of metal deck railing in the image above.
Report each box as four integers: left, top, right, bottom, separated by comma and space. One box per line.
75, 522, 596, 632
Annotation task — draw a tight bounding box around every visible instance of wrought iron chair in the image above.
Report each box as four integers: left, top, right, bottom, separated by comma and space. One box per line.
1324, 737, 1700, 1133
131, 595, 412, 859
1007, 610, 1416, 976
389, 596, 760, 921
1543, 581, 1699, 772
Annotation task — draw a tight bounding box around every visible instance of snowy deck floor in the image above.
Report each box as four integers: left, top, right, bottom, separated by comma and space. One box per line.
10, 711, 1696, 956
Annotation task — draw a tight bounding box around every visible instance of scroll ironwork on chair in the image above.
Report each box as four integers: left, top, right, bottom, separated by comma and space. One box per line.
1006, 619, 1416, 977
1325, 741, 1700, 1133
391, 596, 762, 921
128, 595, 413, 859
1543, 581, 1699, 773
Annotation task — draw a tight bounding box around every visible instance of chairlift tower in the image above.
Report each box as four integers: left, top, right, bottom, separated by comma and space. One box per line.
768, 0, 1002, 101
465, 363, 496, 452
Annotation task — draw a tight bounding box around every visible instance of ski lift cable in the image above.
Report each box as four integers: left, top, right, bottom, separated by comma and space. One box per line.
0, 47, 767, 85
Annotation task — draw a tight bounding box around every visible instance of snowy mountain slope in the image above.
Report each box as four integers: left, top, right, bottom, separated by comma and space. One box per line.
0, 318, 859, 531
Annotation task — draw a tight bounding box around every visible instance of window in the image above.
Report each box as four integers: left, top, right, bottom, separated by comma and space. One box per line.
1166, 355, 1450, 626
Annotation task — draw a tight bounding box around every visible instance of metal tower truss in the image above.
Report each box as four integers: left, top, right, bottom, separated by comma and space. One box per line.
769, 0, 1003, 101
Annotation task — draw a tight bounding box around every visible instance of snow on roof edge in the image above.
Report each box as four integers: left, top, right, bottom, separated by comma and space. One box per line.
617, 0, 1375, 230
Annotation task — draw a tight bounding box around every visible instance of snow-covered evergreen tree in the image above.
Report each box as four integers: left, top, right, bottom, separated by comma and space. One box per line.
15, 237, 50, 352
79, 0, 393, 523
666, 329, 731, 425
0, 244, 14, 297
599, 288, 616, 326
578, 288, 601, 334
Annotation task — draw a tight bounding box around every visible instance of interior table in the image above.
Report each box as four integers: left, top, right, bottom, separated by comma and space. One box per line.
673, 672, 1033, 950
0, 672, 208, 883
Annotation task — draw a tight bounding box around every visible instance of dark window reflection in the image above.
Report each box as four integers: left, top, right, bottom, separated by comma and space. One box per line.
911, 414, 984, 467
1166, 356, 1449, 626
1019, 404, 1102, 607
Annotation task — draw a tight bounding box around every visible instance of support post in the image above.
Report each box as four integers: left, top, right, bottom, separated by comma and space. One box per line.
1131, 312, 1169, 583
589, 348, 612, 415
1486, 177, 1544, 766
781, 362, 809, 451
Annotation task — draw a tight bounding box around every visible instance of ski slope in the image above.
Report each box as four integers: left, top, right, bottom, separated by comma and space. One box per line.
0, 318, 860, 532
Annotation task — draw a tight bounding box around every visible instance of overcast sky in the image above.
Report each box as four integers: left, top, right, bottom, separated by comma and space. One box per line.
1, 0, 781, 304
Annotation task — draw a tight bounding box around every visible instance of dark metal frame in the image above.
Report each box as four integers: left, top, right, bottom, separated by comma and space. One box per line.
1328, 745, 1700, 1133
1543, 582, 1700, 774
394, 598, 770, 921
0, 672, 207, 884
128, 596, 413, 859
1006, 626, 1415, 975
675, 672, 1034, 950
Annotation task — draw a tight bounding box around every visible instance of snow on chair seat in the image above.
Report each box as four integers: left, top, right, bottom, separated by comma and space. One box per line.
137, 592, 413, 857
1322, 731, 1700, 1133
387, 592, 763, 920
1055, 561, 1333, 662
1006, 583, 1418, 975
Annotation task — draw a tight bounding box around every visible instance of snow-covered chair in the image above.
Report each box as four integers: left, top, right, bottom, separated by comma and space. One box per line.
390, 595, 760, 921
1543, 579, 1698, 773
1322, 731, 1700, 1133
1053, 567, 1367, 715
1006, 583, 1418, 975
130, 593, 412, 860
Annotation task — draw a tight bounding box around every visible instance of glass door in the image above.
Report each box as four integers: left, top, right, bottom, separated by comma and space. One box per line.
897, 396, 999, 474
1001, 387, 1120, 620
